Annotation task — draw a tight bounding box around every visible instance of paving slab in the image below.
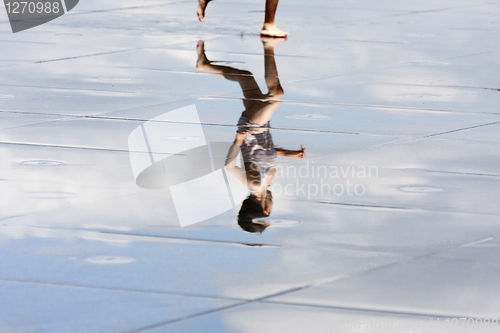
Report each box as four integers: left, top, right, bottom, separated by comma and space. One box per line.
268, 256, 500, 319
0, 279, 236, 333
0, 227, 403, 300
142, 301, 487, 333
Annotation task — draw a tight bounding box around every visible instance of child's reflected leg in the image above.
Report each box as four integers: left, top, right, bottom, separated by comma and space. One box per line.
195, 40, 285, 125
243, 38, 285, 124
196, 40, 264, 99
262, 37, 285, 98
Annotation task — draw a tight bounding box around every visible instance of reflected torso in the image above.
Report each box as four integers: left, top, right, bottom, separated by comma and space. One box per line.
238, 114, 277, 192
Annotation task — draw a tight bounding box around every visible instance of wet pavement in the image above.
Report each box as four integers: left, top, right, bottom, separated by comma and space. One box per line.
1, 0, 500, 332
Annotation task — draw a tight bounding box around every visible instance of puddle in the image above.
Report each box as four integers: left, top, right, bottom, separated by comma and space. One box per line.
27, 192, 74, 199
399, 186, 444, 193
317, 200, 407, 210
286, 114, 332, 120
86, 256, 135, 264
0, 95, 14, 100
407, 33, 435, 37
403, 94, 444, 99
20, 160, 64, 166
252, 219, 302, 227
55, 33, 83, 36
402, 61, 449, 66
163, 136, 203, 141
98, 77, 135, 82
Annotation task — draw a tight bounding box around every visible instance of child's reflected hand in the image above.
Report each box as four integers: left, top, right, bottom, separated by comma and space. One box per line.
234, 131, 249, 145
294, 145, 306, 158
289, 145, 306, 158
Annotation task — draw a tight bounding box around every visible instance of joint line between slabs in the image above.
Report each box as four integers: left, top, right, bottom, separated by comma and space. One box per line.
259, 299, 500, 322
125, 301, 251, 333
0, 277, 243, 302
423, 120, 500, 138
378, 120, 500, 147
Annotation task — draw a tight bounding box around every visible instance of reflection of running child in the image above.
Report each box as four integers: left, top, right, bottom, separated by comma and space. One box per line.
196, 38, 305, 233
197, 0, 287, 38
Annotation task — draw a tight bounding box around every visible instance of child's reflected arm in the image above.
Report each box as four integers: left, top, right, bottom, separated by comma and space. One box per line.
225, 132, 249, 184
276, 145, 306, 158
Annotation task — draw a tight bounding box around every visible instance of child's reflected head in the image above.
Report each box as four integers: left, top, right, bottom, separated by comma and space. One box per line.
237, 193, 272, 233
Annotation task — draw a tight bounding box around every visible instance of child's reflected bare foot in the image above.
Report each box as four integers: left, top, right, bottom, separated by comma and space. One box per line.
260, 23, 287, 38
261, 36, 286, 51
197, 0, 211, 21
196, 40, 210, 69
